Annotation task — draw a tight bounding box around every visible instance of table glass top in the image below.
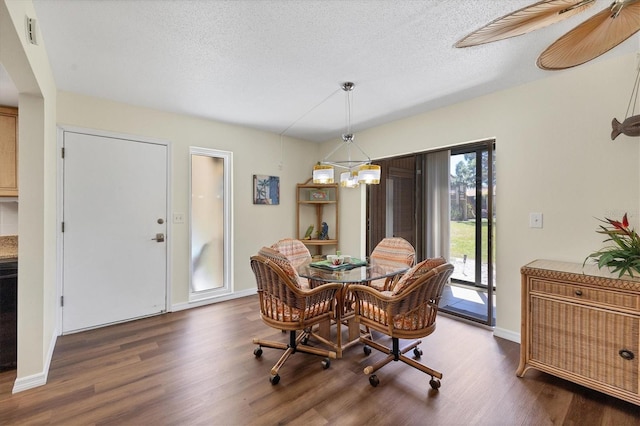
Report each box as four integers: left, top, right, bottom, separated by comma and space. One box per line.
296, 259, 410, 283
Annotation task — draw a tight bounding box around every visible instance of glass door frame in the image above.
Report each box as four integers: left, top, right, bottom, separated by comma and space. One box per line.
444, 141, 495, 325
189, 146, 233, 302
366, 140, 495, 326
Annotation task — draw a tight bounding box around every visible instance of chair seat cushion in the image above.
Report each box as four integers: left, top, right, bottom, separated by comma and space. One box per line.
359, 301, 433, 331
262, 295, 330, 322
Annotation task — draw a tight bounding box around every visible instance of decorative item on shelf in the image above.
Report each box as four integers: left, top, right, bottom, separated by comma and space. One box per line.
310, 189, 328, 201
317, 221, 329, 240
584, 213, 640, 277
303, 224, 314, 239
455, 0, 640, 71
312, 82, 381, 187
611, 58, 640, 140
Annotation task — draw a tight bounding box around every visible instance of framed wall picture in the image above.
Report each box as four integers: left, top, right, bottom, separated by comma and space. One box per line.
253, 175, 280, 205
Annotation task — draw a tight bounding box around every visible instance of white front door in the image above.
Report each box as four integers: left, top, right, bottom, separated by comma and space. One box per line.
62, 130, 168, 333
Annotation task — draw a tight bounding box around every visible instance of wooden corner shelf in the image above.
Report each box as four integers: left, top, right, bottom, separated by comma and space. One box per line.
296, 179, 339, 256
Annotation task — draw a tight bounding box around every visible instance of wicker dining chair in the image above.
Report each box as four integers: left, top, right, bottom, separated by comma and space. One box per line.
347, 258, 454, 389
337, 237, 415, 350
368, 237, 416, 291
251, 248, 342, 385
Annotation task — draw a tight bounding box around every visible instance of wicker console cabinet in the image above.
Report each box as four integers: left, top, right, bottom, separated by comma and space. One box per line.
517, 259, 640, 406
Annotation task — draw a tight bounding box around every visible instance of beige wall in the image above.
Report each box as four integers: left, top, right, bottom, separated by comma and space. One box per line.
56, 92, 319, 306
332, 51, 640, 339
1, 0, 58, 388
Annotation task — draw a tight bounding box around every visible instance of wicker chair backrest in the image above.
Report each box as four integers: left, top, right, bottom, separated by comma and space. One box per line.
370, 237, 416, 267
257, 246, 301, 288
271, 238, 311, 267
392, 257, 447, 295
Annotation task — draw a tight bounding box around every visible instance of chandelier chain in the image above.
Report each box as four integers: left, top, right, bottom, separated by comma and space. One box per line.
279, 88, 340, 136
625, 60, 640, 119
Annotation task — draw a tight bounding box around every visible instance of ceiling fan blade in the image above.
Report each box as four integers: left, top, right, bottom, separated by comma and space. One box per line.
537, 1, 640, 70
455, 0, 596, 48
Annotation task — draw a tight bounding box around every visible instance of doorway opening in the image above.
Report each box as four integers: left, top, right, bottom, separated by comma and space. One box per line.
439, 143, 495, 325
366, 140, 495, 326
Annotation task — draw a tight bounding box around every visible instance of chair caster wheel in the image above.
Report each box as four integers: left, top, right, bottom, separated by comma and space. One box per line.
321, 357, 331, 369
270, 374, 280, 385
363, 345, 372, 356
429, 378, 441, 390
413, 347, 423, 358
253, 347, 263, 358
369, 374, 379, 387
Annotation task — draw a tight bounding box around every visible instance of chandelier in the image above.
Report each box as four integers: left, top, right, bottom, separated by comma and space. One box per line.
312, 82, 381, 188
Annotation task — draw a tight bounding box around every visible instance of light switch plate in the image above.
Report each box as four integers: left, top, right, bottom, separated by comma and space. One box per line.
173, 213, 185, 224
529, 212, 543, 228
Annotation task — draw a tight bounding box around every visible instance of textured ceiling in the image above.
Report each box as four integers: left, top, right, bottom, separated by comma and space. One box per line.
2, 0, 639, 142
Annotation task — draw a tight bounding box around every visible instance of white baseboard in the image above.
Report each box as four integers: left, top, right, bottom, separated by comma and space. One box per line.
171, 288, 257, 312
12, 329, 58, 393
493, 327, 520, 344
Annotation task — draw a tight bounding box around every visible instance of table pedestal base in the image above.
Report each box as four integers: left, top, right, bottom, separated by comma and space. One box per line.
315, 316, 370, 358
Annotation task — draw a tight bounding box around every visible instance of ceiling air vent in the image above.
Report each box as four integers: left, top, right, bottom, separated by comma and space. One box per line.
25, 16, 38, 45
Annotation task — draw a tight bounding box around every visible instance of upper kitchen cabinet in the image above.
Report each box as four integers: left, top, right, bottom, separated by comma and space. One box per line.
0, 106, 18, 197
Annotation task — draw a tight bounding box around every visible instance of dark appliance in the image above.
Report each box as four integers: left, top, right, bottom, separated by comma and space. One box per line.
0, 259, 17, 370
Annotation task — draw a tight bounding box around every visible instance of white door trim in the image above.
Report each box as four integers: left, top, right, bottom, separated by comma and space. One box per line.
188, 146, 234, 302
56, 125, 172, 335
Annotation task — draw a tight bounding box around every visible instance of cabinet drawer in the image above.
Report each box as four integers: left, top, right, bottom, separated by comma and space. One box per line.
530, 296, 639, 395
530, 278, 640, 312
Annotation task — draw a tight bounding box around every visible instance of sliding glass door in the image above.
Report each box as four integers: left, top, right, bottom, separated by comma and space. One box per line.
366, 141, 495, 326
439, 143, 495, 325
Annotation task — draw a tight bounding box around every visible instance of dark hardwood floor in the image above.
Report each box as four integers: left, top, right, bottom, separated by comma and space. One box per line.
1, 295, 639, 425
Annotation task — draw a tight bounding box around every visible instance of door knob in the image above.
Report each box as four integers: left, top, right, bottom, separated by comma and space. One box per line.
152, 233, 165, 242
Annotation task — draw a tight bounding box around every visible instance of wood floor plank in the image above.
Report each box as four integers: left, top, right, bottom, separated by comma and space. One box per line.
1, 295, 639, 425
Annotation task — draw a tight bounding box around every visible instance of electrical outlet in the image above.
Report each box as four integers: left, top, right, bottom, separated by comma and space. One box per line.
173, 213, 185, 224
529, 212, 543, 228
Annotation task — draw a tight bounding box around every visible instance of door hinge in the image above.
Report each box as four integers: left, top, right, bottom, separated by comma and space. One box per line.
61, 222, 65, 232
61, 147, 65, 158
60, 295, 64, 307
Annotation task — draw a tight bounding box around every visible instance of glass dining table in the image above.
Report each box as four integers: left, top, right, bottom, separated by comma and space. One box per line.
297, 258, 410, 285
296, 258, 410, 357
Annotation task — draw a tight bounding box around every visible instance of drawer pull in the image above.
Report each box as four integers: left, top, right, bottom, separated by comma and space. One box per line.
619, 349, 635, 361
574, 290, 583, 296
